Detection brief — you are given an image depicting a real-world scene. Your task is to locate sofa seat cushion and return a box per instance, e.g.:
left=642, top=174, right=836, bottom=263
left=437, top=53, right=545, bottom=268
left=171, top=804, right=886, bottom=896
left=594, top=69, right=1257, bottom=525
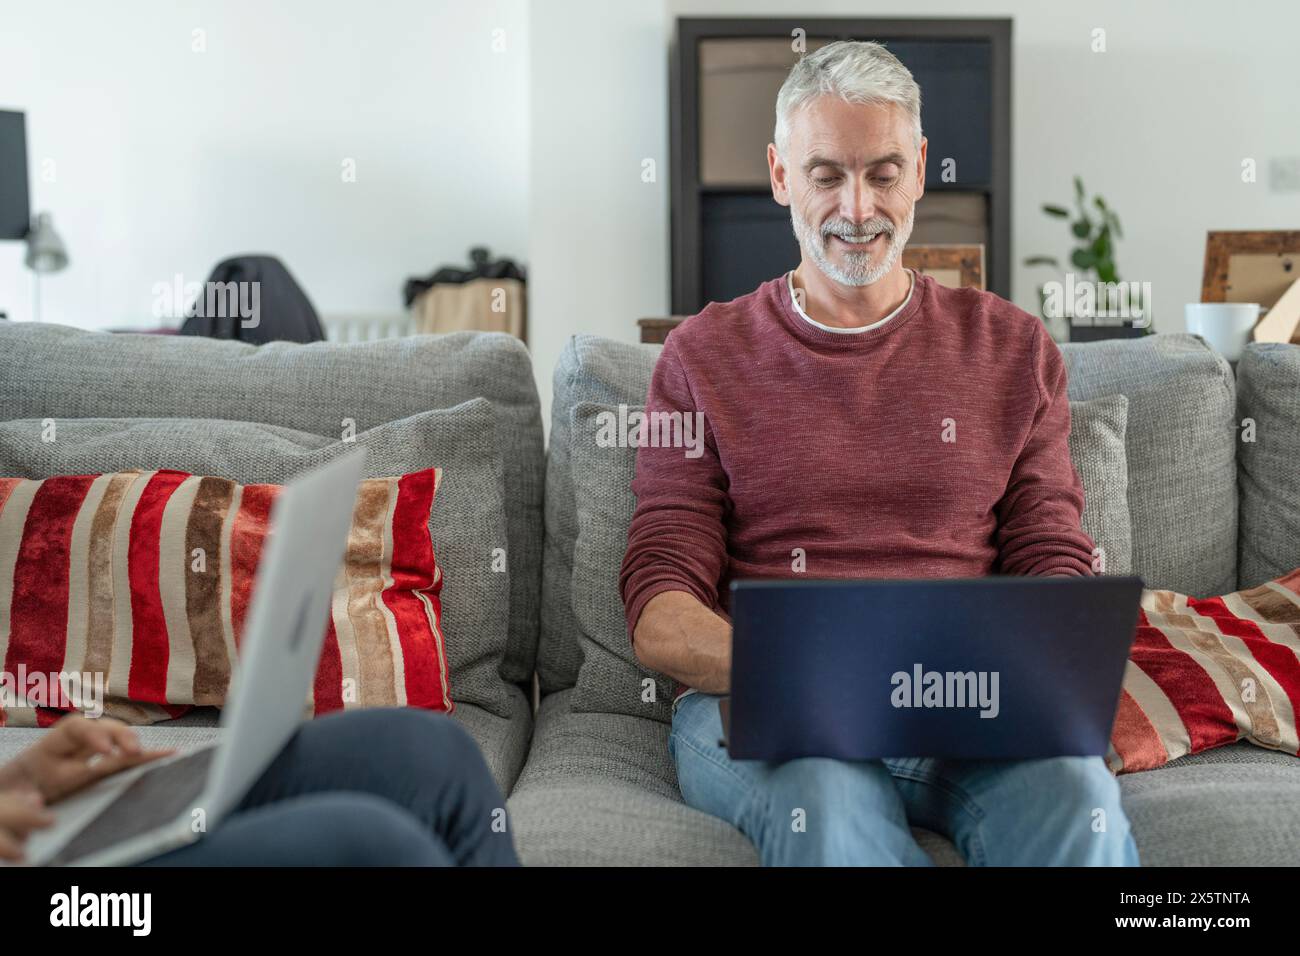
left=507, top=688, right=964, bottom=865
left=452, top=684, right=534, bottom=795
left=510, top=778, right=759, bottom=866
left=1118, top=743, right=1300, bottom=866
left=0, top=723, right=224, bottom=771
left=0, top=682, right=534, bottom=799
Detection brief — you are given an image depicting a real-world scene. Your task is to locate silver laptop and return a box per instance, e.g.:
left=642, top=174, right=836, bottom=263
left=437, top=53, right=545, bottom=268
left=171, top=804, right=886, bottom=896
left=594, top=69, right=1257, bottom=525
left=25, top=451, right=366, bottom=867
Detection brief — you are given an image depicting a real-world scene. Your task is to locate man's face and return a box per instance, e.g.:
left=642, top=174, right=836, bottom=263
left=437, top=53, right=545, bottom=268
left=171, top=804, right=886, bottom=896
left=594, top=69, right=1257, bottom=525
left=769, top=96, right=927, bottom=287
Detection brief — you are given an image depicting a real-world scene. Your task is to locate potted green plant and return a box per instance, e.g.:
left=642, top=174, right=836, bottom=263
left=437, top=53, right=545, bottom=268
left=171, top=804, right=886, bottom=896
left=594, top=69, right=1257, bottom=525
left=1024, top=177, right=1152, bottom=342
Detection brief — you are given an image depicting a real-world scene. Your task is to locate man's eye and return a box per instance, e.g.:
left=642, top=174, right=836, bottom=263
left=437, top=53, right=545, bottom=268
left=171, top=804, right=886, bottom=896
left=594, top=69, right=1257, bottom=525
left=873, top=176, right=898, bottom=186
left=814, top=176, right=839, bottom=187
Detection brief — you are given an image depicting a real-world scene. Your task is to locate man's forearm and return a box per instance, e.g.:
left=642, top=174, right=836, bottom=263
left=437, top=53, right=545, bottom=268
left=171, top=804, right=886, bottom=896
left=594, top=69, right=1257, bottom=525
left=631, top=590, right=732, bottom=694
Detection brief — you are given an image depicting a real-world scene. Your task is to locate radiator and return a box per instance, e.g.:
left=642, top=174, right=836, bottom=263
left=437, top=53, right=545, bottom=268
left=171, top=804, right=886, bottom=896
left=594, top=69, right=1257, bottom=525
left=321, top=312, right=418, bottom=343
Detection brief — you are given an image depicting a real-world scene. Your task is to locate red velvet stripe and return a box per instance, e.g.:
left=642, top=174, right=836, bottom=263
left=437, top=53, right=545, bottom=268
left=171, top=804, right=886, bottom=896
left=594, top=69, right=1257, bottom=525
left=1109, top=687, right=1169, bottom=772
left=0, top=477, right=21, bottom=514
left=385, top=470, right=449, bottom=710
left=1187, top=594, right=1300, bottom=739
left=313, top=617, right=344, bottom=714
left=126, top=471, right=188, bottom=703
left=229, top=484, right=278, bottom=648
left=6, top=475, right=96, bottom=705
left=1128, top=610, right=1238, bottom=755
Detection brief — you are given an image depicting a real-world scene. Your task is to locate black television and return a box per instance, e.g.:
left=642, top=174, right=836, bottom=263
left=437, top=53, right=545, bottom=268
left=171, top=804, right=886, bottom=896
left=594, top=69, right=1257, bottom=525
left=0, top=110, right=31, bottom=240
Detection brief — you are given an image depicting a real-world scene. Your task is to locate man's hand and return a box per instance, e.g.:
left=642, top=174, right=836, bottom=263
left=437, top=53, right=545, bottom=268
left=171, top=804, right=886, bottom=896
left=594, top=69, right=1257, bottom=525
left=632, top=590, right=733, bottom=694
left=0, top=715, right=174, bottom=805
left=0, top=790, right=54, bottom=863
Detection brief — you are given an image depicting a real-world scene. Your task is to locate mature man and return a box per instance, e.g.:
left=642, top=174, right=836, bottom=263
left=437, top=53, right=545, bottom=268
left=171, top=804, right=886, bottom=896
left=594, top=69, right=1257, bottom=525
left=618, top=40, right=1137, bottom=866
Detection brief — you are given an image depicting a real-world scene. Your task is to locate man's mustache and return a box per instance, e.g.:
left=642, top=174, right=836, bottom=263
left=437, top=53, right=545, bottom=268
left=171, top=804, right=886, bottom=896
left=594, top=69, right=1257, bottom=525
left=820, top=218, right=896, bottom=241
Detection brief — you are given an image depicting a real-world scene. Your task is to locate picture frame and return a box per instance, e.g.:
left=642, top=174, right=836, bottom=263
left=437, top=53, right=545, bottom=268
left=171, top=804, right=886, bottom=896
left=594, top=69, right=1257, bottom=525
left=1201, top=230, right=1300, bottom=344
left=1201, top=230, right=1300, bottom=306
left=902, top=243, right=986, bottom=291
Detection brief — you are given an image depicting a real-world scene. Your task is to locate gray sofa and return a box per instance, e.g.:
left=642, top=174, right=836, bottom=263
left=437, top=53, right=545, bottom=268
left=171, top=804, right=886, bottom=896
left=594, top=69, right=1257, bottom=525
left=0, top=322, right=1297, bottom=866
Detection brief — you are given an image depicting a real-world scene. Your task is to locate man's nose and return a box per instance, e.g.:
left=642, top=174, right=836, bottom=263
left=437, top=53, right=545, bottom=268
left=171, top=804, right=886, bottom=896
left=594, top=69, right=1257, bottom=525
left=840, top=176, right=876, bottom=225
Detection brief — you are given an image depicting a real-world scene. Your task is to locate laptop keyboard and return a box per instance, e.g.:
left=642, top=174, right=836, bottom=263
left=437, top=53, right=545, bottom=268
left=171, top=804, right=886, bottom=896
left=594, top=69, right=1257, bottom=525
left=48, top=746, right=217, bottom=866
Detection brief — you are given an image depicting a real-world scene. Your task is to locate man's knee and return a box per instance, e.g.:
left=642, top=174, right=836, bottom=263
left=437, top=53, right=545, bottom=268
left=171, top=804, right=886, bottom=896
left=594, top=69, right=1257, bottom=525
left=1016, top=757, right=1136, bottom=864
left=1035, top=757, right=1126, bottom=820
left=742, top=758, right=924, bottom=865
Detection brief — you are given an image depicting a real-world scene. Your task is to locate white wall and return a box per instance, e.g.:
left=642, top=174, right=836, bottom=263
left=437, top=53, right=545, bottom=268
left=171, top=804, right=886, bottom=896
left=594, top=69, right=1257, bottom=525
left=528, top=0, right=670, bottom=439
left=0, top=0, right=529, bottom=330
left=6, top=1, right=1297, bottom=437
left=527, top=0, right=1300, bottom=433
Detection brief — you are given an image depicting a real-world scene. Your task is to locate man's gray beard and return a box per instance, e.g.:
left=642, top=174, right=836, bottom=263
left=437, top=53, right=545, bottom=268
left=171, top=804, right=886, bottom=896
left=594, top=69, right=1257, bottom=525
left=791, top=204, right=915, bottom=287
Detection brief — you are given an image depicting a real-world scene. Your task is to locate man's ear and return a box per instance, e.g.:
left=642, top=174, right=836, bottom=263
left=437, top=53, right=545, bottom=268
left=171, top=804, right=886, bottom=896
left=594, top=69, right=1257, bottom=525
left=914, top=136, right=928, bottom=202
left=768, top=143, right=791, bottom=207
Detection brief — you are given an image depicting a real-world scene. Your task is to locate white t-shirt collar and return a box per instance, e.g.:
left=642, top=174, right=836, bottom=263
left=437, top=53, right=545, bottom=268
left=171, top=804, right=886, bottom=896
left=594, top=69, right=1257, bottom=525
left=786, top=268, right=915, bottom=334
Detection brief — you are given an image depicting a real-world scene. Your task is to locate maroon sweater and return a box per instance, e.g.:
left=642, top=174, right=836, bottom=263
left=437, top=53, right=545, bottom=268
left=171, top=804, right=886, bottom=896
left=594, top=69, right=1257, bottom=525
left=618, top=271, right=1095, bottom=678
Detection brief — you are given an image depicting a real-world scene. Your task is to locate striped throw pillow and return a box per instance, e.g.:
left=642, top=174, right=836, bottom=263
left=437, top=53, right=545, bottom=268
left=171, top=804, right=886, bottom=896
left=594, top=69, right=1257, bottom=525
left=1109, top=568, right=1300, bottom=773
left=0, top=468, right=450, bottom=727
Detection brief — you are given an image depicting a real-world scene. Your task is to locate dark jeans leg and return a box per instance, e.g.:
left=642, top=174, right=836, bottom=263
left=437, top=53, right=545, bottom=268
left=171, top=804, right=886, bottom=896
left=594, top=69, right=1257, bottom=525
left=143, top=792, right=456, bottom=866
left=145, top=707, right=519, bottom=866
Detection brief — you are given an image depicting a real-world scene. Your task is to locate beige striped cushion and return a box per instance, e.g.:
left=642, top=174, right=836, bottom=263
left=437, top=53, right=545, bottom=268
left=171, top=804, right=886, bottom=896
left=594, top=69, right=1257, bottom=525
left=1109, top=568, right=1300, bottom=772
left=0, top=468, right=448, bottom=727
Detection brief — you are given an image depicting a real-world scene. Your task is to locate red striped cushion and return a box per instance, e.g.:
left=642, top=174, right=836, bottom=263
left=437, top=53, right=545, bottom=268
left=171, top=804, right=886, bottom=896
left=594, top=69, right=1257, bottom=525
left=0, top=468, right=450, bottom=727
left=1109, top=568, right=1300, bottom=773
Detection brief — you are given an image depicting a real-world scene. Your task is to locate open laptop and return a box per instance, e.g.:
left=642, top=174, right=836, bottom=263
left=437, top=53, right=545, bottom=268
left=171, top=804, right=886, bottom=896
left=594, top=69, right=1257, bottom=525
left=722, top=576, right=1144, bottom=762
left=24, top=451, right=366, bottom=867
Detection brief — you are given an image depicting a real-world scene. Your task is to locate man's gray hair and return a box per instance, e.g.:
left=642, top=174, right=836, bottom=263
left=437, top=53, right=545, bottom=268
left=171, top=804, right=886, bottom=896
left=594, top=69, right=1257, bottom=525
left=774, top=40, right=923, bottom=159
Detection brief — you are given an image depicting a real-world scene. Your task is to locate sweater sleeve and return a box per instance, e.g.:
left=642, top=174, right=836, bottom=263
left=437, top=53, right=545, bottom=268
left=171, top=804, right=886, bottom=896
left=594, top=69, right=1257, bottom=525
left=618, top=335, right=730, bottom=644
left=994, top=323, right=1097, bottom=577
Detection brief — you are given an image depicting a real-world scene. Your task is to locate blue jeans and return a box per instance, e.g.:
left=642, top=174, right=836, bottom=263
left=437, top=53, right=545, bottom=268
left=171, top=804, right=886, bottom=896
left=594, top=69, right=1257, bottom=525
left=670, top=692, right=1139, bottom=866
left=141, top=708, right=520, bottom=866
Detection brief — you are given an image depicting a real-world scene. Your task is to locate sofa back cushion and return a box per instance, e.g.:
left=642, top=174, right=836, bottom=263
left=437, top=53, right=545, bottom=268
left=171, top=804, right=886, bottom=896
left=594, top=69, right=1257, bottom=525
left=0, top=323, right=544, bottom=688
left=563, top=396, right=1133, bottom=721
left=1236, top=343, right=1300, bottom=588
left=540, top=336, right=660, bottom=693
left=1061, top=333, right=1237, bottom=597
left=568, top=403, right=674, bottom=720
left=0, top=402, right=517, bottom=717
left=1069, top=394, right=1132, bottom=575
